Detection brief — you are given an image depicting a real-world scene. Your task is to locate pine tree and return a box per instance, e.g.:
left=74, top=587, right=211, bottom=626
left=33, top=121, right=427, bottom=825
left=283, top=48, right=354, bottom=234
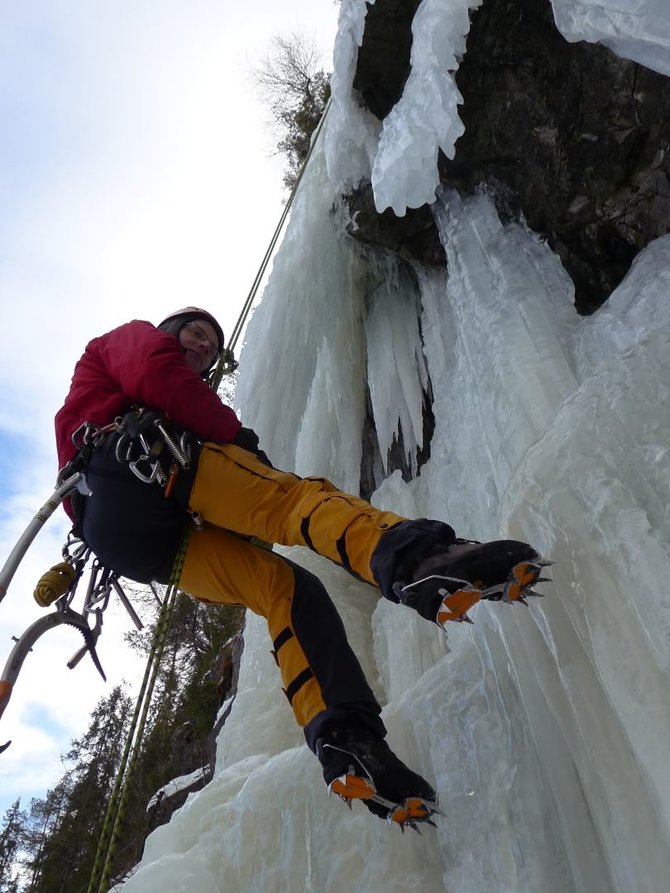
left=0, top=798, right=26, bottom=893
left=252, top=32, right=331, bottom=190
left=23, top=782, right=70, bottom=893
left=15, top=593, right=244, bottom=890
left=23, top=686, right=132, bottom=892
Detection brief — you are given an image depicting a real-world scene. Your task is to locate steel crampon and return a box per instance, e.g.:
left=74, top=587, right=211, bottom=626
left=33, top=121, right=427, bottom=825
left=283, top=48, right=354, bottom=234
left=406, top=556, right=554, bottom=630
left=480, top=557, right=554, bottom=605
left=329, top=772, right=440, bottom=833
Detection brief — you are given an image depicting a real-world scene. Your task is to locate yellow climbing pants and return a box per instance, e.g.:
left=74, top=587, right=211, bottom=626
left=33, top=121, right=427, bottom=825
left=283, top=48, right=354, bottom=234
left=179, top=443, right=406, bottom=744
left=185, top=442, right=404, bottom=582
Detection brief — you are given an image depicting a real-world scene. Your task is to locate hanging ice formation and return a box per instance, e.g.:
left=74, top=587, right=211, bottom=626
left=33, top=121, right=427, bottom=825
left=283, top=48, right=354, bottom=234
left=116, top=2, right=670, bottom=891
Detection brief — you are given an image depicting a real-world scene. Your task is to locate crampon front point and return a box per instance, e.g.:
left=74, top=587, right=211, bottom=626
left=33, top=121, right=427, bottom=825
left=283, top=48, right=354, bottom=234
left=480, top=556, right=553, bottom=606
left=328, top=772, right=439, bottom=832
left=401, top=556, right=553, bottom=629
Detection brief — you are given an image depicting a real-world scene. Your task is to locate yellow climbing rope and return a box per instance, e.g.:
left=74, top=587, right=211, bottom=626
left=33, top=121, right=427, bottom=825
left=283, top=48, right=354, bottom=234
left=33, top=562, right=77, bottom=607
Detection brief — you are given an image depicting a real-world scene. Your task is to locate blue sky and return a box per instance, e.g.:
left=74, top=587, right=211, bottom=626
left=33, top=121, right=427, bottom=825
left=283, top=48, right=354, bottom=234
left=0, top=0, right=339, bottom=819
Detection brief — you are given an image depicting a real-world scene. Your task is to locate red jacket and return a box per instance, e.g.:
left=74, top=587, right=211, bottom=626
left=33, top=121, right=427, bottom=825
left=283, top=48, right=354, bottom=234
left=55, top=320, right=242, bottom=515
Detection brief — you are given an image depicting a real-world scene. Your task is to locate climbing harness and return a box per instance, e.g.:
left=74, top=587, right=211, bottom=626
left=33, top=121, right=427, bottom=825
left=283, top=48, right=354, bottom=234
left=61, top=410, right=194, bottom=495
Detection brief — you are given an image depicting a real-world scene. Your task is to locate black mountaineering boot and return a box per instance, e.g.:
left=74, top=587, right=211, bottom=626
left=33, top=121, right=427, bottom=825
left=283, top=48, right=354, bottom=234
left=316, top=727, right=438, bottom=830
left=394, top=539, right=550, bottom=630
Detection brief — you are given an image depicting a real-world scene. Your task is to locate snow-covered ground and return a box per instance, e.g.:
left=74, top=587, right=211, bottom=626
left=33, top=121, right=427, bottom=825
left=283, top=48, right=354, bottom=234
left=117, top=2, right=670, bottom=890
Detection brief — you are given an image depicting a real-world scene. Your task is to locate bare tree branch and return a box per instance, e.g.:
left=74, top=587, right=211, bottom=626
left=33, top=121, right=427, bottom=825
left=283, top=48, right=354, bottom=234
left=251, top=32, right=331, bottom=190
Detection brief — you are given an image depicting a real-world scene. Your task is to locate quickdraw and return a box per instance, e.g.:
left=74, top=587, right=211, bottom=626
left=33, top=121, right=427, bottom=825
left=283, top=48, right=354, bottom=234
left=113, top=410, right=190, bottom=486
left=0, top=474, right=148, bottom=754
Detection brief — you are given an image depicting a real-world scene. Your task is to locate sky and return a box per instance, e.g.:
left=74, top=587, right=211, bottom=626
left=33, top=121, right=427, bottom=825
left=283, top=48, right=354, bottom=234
left=0, top=0, right=339, bottom=819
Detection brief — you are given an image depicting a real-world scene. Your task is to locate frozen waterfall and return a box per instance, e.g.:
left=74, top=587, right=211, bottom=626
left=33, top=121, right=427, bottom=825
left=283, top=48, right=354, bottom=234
left=116, top=2, right=670, bottom=891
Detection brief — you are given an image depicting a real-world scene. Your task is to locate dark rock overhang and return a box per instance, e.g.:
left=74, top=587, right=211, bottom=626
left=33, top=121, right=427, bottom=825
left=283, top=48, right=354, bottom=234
left=346, top=0, right=670, bottom=314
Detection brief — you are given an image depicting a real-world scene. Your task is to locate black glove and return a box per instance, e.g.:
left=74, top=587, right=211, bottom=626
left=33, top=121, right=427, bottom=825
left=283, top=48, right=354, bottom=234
left=233, top=426, right=260, bottom=452
left=232, top=427, right=274, bottom=468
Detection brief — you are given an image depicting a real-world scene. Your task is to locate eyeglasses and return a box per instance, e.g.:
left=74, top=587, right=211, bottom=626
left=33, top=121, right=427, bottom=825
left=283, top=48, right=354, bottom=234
left=184, top=322, right=219, bottom=360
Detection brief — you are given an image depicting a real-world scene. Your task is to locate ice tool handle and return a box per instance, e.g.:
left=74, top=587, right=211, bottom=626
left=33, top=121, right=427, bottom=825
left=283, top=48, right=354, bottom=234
left=0, top=602, right=106, bottom=753
left=0, top=472, right=89, bottom=607
left=0, top=540, right=147, bottom=754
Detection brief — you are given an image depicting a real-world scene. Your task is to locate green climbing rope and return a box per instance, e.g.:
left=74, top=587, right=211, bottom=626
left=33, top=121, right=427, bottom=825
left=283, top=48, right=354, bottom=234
left=86, top=538, right=188, bottom=893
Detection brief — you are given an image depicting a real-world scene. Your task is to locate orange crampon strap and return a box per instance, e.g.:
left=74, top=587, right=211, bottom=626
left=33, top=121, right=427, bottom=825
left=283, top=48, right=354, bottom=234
left=329, top=773, right=376, bottom=801
left=501, top=559, right=548, bottom=604
left=436, top=585, right=481, bottom=626
left=386, top=796, right=435, bottom=825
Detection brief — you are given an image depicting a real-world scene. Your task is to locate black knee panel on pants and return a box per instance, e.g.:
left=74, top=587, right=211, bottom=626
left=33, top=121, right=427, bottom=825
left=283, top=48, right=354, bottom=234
left=285, top=560, right=384, bottom=750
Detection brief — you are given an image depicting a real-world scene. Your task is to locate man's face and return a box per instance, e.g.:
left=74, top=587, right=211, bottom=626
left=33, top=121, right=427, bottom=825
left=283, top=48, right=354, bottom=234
left=179, top=319, right=220, bottom=374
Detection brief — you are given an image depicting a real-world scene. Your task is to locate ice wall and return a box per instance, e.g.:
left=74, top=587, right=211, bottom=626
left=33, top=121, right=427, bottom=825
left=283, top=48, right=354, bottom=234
left=235, top=136, right=430, bottom=490
left=234, top=134, right=368, bottom=495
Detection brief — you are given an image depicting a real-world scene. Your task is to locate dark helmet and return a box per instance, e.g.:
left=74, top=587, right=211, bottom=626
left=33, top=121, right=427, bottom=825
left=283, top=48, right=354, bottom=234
left=157, top=307, right=225, bottom=375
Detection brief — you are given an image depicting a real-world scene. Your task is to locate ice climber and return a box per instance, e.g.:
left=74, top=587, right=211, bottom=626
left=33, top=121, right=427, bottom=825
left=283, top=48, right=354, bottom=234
left=55, top=307, right=545, bottom=829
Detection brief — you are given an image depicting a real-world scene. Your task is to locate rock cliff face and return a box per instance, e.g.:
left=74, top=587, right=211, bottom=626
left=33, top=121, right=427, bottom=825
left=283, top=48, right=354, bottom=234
left=348, top=0, right=670, bottom=313
left=146, top=628, right=245, bottom=833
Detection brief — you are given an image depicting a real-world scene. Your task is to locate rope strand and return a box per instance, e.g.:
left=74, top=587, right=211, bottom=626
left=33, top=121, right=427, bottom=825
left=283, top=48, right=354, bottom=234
left=87, top=538, right=188, bottom=893
left=225, top=98, right=331, bottom=357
